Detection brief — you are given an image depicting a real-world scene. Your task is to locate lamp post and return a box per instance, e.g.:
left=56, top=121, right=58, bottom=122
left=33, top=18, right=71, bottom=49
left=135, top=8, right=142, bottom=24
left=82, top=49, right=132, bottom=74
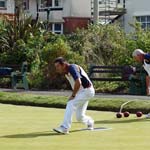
left=93, top=0, right=99, bottom=24
left=36, top=0, right=39, bottom=22
left=46, top=7, right=51, bottom=30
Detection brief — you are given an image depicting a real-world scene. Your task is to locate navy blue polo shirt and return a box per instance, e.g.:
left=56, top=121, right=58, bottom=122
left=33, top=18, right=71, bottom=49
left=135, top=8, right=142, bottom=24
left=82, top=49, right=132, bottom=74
left=144, top=53, right=150, bottom=64
left=66, top=64, right=91, bottom=89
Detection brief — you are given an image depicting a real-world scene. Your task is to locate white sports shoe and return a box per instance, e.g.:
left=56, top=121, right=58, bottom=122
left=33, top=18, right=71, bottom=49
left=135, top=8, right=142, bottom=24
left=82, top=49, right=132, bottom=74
left=53, top=126, right=69, bottom=134
left=87, top=120, right=94, bottom=130
left=146, top=113, right=150, bottom=119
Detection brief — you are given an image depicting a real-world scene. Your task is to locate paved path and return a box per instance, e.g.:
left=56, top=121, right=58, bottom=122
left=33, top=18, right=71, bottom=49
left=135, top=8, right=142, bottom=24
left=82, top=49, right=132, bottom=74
left=0, top=88, right=150, bottom=100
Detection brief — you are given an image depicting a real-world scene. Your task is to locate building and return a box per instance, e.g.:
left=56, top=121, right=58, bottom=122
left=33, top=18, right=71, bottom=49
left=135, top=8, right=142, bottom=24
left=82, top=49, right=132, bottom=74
left=124, top=0, right=150, bottom=32
left=92, top=0, right=150, bottom=32
left=0, top=0, right=150, bottom=33
left=91, top=0, right=126, bottom=25
left=0, top=0, right=15, bottom=21
left=34, top=0, right=91, bottom=34
left=0, top=0, right=91, bottom=34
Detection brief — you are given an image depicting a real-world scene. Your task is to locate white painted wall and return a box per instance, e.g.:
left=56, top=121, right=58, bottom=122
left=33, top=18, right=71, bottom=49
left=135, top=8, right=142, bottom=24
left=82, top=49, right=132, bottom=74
left=124, top=0, right=150, bottom=32
left=63, top=0, right=91, bottom=18
left=25, top=0, right=37, bottom=19
left=26, top=0, right=64, bottom=22
left=26, top=0, right=91, bottom=22
left=0, top=0, right=15, bottom=14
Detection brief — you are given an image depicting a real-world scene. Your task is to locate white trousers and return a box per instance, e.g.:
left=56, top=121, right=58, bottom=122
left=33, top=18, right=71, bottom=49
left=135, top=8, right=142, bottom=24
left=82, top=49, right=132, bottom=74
left=61, top=86, right=95, bottom=129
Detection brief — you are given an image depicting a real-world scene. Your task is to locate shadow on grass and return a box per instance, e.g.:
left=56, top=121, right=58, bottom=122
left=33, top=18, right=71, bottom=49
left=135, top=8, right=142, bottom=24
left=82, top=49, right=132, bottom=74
left=95, top=118, right=150, bottom=124
left=0, top=131, right=64, bottom=138
left=2, top=118, right=149, bottom=139
left=0, top=129, right=91, bottom=138
left=0, top=127, right=112, bottom=139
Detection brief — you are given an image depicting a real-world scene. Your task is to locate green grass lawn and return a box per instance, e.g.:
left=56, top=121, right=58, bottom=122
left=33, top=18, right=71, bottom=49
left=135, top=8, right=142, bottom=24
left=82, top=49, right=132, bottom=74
left=0, top=104, right=150, bottom=150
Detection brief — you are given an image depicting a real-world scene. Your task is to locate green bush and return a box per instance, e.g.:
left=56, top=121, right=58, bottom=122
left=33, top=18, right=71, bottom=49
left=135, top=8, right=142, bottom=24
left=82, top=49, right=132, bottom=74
left=26, top=34, right=85, bottom=89
left=1, top=18, right=150, bottom=91
left=67, top=23, right=128, bottom=66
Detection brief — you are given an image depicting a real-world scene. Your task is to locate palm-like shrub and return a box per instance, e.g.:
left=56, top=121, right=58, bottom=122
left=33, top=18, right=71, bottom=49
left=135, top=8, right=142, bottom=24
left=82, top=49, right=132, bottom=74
left=0, top=17, right=43, bottom=64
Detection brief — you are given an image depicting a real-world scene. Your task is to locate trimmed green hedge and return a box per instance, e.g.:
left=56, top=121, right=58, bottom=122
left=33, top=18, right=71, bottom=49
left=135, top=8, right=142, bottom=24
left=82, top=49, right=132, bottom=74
left=0, top=92, right=150, bottom=113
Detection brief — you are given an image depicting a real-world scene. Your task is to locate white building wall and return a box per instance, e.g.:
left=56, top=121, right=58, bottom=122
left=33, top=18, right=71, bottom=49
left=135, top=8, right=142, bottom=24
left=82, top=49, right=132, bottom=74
left=27, top=0, right=64, bottom=22
left=25, top=0, right=37, bottom=19
left=124, top=0, right=150, bottom=32
left=62, top=0, right=91, bottom=18
left=62, top=0, right=71, bottom=17
left=26, top=0, right=91, bottom=22
left=0, top=0, right=15, bottom=14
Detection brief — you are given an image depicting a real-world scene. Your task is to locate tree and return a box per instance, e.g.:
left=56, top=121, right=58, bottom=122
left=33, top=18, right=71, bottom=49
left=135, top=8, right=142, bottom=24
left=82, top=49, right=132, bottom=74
left=67, top=23, right=128, bottom=66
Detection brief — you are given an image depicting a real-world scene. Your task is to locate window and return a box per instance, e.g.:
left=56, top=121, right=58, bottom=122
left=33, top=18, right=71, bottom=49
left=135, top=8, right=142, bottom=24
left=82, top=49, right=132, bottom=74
left=40, top=0, right=52, bottom=8
left=98, top=0, right=106, bottom=5
left=54, top=0, right=61, bottom=7
left=0, top=0, right=6, bottom=8
left=136, top=16, right=150, bottom=30
left=117, top=0, right=121, bottom=3
left=52, top=23, right=63, bottom=34
left=47, top=0, right=52, bottom=7
left=23, top=0, right=29, bottom=10
left=40, top=0, right=62, bottom=8
left=54, top=23, right=61, bottom=30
